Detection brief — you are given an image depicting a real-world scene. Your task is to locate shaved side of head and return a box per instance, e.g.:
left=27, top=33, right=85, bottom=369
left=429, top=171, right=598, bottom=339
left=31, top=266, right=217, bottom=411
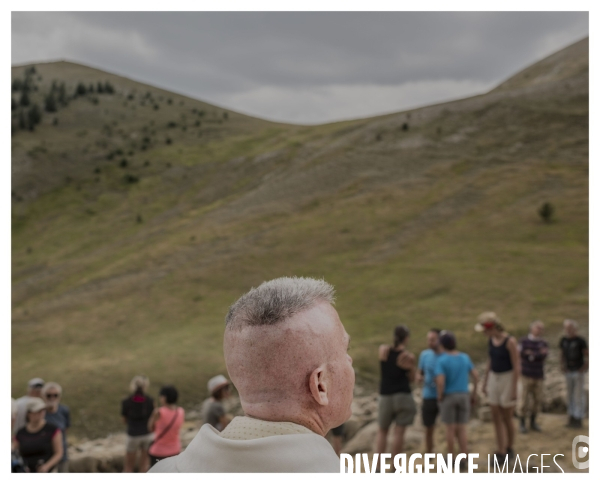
left=223, top=277, right=354, bottom=434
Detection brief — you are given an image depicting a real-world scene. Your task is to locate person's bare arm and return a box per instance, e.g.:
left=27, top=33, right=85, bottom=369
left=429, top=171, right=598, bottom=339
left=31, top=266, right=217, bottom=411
left=37, top=430, right=64, bottom=473
left=379, top=344, right=390, bottom=362
left=580, top=348, right=589, bottom=372
left=435, top=375, right=445, bottom=403
left=470, top=368, right=479, bottom=406
left=148, top=407, right=160, bottom=432
left=482, top=358, right=490, bottom=396
left=219, top=414, right=231, bottom=430
left=507, top=336, right=520, bottom=400
left=397, top=351, right=416, bottom=382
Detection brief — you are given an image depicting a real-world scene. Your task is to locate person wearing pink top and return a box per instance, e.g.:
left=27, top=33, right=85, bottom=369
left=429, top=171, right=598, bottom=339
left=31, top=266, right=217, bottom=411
left=148, top=386, right=185, bottom=468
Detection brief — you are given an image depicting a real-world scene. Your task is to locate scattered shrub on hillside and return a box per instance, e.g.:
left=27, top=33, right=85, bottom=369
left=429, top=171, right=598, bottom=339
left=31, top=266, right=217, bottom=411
left=167, top=121, right=177, bottom=128
left=11, top=124, right=16, bottom=135
left=402, top=122, right=409, bottom=131
left=45, top=93, right=57, bottom=112
left=27, top=66, right=36, bottom=75
left=166, top=162, right=172, bottom=168
left=115, top=148, right=123, bottom=155
left=97, top=82, right=104, bottom=93
left=124, top=174, right=139, bottom=184
left=128, top=151, right=134, bottom=156
left=19, top=91, right=30, bottom=107
left=94, top=167, right=101, bottom=174
left=53, top=117, right=58, bottom=126
left=106, top=152, right=114, bottom=160
left=127, top=93, right=134, bottom=101
left=11, top=98, right=17, bottom=111
left=436, top=127, right=442, bottom=135
left=142, top=136, right=151, bottom=144
left=91, top=97, right=99, bottom=105
left=136, top=214, right=143, bottom=223
left=75, top=82, right=87, bottom=96
left=120, top=158, right=128, bottom=168
left=18, top=111, right=26, bottom=130
left=182, top=126, right=187, bottom=132
left=27, top=104, right=42, bottom=128
left=144, top=160, right=150, bottom=167
left=154, top=104, right=159, bottom=110
left=376, top=133, right=382, bottom=141
left=104, top=81, right=115, bottom=94
left=166, top=137, right=172, bottom=145
left=197, top=110, right=205, bottom=117
left=194, top=120, right=200, bottom=127
left=57, top=83, right=68, bottom=105
left=12, top=79, right=23, bottom=91
left=167, top=98, right=172, bottom=105
left=223, top=111, right=228, bottom=120
left=538, top=202, right=555, bottom=223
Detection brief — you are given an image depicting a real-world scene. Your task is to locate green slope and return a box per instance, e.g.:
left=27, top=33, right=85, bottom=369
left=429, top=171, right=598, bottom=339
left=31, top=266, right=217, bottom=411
left=12, top=39, right=588, bottom=438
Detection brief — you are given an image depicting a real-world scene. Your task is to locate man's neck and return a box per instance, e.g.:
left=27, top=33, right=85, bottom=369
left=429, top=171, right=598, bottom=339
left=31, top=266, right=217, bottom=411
left=243, top=401, right=327, bottom=436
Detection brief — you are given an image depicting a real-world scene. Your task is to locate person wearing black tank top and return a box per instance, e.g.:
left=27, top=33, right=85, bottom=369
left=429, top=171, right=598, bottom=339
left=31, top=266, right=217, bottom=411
left=375, top=325, right=416, bottom=471
left=475, top=312, right=520, bottom=464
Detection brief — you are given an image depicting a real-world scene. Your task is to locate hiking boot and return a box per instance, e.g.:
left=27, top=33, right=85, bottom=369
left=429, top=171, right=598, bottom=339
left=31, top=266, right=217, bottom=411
left=459, top=460, right=468, bottom=472
left=571, top=418, right=583, bottom=429
left=507, top=447, right=515, bottom=461
left=530, top=414, right=541, bottom=432
left=519, top=417, right=528, bottom=434
left=566, top=416, right=576, bottom=428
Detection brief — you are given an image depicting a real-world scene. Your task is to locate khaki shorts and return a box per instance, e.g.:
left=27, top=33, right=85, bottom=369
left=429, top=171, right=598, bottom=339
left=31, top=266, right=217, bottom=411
left=378, top=393, right=416, bottom=429
left=440, top=393, right=470, bottom=424
left=126, top=433, right=154, bottom=453
left=487, top=371, right=516, bottom=408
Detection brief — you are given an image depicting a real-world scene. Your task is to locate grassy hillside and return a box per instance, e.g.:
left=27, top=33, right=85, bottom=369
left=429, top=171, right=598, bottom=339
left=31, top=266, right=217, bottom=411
left=12, top=39, right=588, bottom=438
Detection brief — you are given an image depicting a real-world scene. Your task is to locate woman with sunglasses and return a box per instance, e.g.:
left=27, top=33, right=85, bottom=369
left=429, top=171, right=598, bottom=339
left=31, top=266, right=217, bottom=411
left=14, top=397, right=63, bottom=472
left=42, top=382, right=70, bottom=473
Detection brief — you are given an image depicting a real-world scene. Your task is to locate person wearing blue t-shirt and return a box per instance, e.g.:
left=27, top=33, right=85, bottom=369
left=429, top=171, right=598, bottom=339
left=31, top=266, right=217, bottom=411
left=435, top=331, right=478, bottom=464
left=417, top=329, right=442, bottom=453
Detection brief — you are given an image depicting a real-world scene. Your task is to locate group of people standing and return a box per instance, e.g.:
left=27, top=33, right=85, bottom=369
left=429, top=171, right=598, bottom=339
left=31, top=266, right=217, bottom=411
left=373, top=312, right=588, bottom=469
left=11, top=379, right=70, bottom=472
left=119, top=374, right=232, bottom=472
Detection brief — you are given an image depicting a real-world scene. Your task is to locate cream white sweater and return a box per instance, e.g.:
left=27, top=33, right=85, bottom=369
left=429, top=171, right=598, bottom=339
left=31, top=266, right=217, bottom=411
left=148, top=416, right=340, bottom=473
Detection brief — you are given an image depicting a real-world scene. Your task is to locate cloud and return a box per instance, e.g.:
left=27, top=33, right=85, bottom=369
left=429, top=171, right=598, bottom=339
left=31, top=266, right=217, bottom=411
left=11, top=11, right=588, bottom=124
left=221, top=79, right=495, bottom=124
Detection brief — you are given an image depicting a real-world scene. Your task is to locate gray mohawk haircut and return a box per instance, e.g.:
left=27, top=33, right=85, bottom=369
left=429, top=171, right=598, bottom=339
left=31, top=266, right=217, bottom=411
left=225, top=277, right=335, bottom=329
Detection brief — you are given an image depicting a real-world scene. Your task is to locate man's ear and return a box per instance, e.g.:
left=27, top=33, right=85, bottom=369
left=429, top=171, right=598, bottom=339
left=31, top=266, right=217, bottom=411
left=308, top=366, right=329, bottom=406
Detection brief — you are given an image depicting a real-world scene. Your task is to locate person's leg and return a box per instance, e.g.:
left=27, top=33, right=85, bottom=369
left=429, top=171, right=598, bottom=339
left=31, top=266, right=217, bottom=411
left=572, top=372, right=584, bottom=423
left=376, top=395, right=393, bottom=457
left=391, top=425, right=406, bottom=457
left=530, top=379, right=542, bottom=431
left=490, top=405, right=506, bottom=454
left=123, top=451, right=136, bottom=473
left=445, top=424, right=456, bottom=456
left=425, top=426, right=435, bottom=454
left=501, top=406, right=515, bottom=453
left=566, top=372, right=575, bottom=419
left=139, top=449, right=150, bottom=473
left=456, top=424, right=468, bottom=454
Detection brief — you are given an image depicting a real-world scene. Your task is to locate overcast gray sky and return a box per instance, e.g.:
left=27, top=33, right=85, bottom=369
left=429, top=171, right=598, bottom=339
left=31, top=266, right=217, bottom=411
left=11, top=12, right=588, bottom=124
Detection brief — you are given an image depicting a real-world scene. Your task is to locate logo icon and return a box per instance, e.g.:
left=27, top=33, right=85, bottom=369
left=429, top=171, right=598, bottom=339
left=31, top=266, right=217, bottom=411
left=572, top=435, right=589, bottom=470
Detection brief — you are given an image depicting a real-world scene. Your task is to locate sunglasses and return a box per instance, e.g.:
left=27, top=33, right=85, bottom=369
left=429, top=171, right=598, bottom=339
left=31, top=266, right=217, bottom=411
left=45, top=394, right=60, bottom=398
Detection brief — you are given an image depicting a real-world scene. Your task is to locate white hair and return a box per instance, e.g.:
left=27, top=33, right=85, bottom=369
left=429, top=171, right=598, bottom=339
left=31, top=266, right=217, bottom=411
left=42, top=382, right=63, bottom=396
left=563, top=319, right=578, bottom=329
left=226, top=277, right=335, bottom=329
left=530, top=320, right=544, bottom=330
left=129, top=375, right=150, bottom=393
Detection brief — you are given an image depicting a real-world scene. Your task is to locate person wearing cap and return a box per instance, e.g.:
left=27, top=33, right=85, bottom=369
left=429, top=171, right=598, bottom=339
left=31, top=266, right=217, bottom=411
left=149, top=277, right=354, bottom=473
left=41, top=382, right=71, bottom=472
left=201, top=375, right=231, bottom=431
left=14, top=397, right=63, bottom=472
left=121, top=375, right=154, bottom=473
left=434, top=331, right=478, bottom=467
left=559, top=319, right=588, bottom=429
left=416, top=328, right=442, bottom=453
left=517, top=321, right=548, bottom=434
left=476, top=312, right=519, bottom=463
left=375, top=324, right=416, bottom=470
left=13, top=377, right=45, bottom=435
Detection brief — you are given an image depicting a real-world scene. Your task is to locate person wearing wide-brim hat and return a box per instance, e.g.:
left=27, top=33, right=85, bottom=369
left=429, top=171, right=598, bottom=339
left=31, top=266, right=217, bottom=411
left=14, top=397, right=64, bottom=472
left=475, top=311, right=520, bottom=464
left=201, top=375, right=232, bottom=431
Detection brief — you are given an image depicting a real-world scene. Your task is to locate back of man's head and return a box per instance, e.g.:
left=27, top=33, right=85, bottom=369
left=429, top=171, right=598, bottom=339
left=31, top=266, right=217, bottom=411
left=224, top=277, right=354, bottom=435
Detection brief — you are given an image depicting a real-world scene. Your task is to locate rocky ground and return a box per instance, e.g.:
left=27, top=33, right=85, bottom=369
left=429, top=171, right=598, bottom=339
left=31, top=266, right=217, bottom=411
left=68, top=356, right=588, bottom=473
